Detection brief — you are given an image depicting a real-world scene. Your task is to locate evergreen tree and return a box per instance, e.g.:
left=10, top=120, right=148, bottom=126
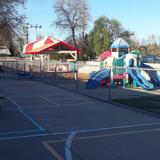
left=88, top=16, right=135, bottom=57
left=89, top=16, right=111, bottom=56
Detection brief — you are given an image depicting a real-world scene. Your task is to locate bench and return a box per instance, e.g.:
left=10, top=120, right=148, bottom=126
left=0, top=93, right=4, bottom=111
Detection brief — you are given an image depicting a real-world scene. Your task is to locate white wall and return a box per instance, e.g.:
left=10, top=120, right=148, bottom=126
left=111, top=52, right=119, bottom=59
left=78, top=61, right=100, bottom=74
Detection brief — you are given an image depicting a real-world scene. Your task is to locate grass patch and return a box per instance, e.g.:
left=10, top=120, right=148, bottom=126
left=113, top=96, right=160, bottom=114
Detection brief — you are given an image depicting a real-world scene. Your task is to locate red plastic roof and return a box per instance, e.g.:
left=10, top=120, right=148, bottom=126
left=100, top=51, right=112, bottom=61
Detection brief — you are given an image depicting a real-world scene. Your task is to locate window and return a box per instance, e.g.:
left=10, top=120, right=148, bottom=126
left=112, top=48, right=118, bottom=52
left=119, top=48, right=128, bottom=53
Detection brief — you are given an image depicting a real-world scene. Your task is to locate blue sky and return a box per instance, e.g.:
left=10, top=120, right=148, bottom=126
left=23, top=0, right=160, bottom=41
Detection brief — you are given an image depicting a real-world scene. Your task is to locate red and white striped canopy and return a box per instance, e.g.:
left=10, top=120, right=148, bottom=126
left=23, top=37, right=80, bottom=54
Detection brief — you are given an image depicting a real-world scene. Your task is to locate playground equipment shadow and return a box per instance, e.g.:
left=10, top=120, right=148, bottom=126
left=52, top=79, right=160, bottom=101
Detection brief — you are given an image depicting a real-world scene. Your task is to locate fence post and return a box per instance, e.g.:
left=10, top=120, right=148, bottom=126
left=54, top=63, right=57, bottom=86
left=40, top=60, right=42, bottom=79
left=29, top=61, right=33, bottom=78
left=2, top=61, right=5, bottom=79
left=13, top=62, right=16, bottom=74
left=15, top=61, right=19, bottom=79
left=16, top=61, right=19, bottom=72
left=24, top=61, right=26, bottom=72
left=75, top=63, right=78, bottom=93
left=47, top=55, right=50, bottom=72
left=108, top=67, right=111, bottom=100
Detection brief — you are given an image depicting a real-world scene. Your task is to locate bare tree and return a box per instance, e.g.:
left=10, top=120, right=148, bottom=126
left=53, top=0, right=90, bottom=47
left=0, top=0, right=26, bottom=47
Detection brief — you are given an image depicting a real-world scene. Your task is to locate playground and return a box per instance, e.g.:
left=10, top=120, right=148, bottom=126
left=0, top=37, right=160, bottom=112
left=0, top=37, right=160, bottom=159
left=7, top=37, right=160, bottom=95
left=1, top=79, right=160, bottom=160
left=0, top=37, right=160, bottom=107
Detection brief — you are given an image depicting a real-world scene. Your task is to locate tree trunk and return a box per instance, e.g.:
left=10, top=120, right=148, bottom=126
left=71, top=28, right=77, bottom=48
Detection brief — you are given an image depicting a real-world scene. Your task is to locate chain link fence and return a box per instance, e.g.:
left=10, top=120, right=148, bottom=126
left=0, top=60, right=160, bottom=103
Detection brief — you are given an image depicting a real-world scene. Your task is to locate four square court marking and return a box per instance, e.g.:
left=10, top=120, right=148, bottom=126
left=7, top=93, right=95, bottom=109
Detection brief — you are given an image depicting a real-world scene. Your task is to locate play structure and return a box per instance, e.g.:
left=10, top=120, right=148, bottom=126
left=86, top=38, right=160, bottom=89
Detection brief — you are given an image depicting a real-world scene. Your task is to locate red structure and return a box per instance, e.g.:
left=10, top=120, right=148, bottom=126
left=100, top=51, right=111, bottom=61
left=23, top=37, right=80, bottom=55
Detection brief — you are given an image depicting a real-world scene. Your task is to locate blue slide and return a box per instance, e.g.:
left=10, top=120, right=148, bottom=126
left=86, top=69, right=110, bottom=89
left=141, top=63, right=160, bottom=86
left=127, top=68, right=154, bottom=90
left=157, top=71, right=160, bottom=82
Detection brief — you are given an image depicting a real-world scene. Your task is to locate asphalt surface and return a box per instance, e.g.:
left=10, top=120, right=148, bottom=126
left=0, top=79, right=160, bottom=160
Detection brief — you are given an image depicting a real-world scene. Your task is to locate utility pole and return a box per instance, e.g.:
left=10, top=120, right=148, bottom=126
left=23, top=23, right=31, bottom=44
left=30, top=24, right=42, bottom=40
left=23, top=23, right=42, bottom=43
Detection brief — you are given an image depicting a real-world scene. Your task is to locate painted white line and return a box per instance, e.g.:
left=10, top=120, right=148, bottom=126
left=0, top=133, right=51, bottom=141
left=43, top=141, right=64, bottom=160
left=16, top=99, right=47, bottom=103
left=0, top=129, right=40, bottom=136
left=51, top=122, right=160, bottom=135
left=65, top=132, right=76, bottom=160
left=8, top=96, right=48, bottom=103
left=4, top=102, right=96, bottom=109
left=42, top=128, right=159, bottom=144
left=15, top=105, right=61, bottom=109
left=27, top=101, right=96, bottom=107
left=7, top=97, right=22, bottom=108
left=62, top=102, right=96, bottom=106
left=72, top=128, right=159, bottom=140
left=65, top=93, right=95, bottom=104
left=40, top=96, right=61, bottom=106
left=17, top=108, right=45, bottom=131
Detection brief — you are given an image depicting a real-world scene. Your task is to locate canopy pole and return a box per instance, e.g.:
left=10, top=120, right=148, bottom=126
left=40, top=54, right=44, bottom=72
left=29, top=55, right=33, bottom=73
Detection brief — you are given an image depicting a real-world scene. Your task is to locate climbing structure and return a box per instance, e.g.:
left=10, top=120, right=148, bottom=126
left=87, top=38, right=158, bottom=90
